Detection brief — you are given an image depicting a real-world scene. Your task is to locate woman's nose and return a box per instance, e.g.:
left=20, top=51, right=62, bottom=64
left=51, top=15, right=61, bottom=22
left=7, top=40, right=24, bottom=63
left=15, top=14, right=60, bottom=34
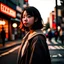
left=24, top=17, right=27, bottom=21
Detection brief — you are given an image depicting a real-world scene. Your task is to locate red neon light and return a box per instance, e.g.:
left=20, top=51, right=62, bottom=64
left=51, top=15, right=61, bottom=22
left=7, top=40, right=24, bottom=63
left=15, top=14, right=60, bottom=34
left=24, top=0, right=28, bottom=2
left=0, top=3, right=16, bottom=18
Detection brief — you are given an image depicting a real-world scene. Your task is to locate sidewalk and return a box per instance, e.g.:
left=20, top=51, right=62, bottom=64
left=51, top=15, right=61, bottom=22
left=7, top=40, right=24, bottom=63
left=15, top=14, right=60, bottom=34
left=0, top=39, right=21, bottom=50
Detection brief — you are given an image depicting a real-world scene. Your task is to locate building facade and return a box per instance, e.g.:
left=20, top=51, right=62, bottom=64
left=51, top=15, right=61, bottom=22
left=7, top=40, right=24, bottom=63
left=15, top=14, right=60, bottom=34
left=0, top=0, right=25, bottom=42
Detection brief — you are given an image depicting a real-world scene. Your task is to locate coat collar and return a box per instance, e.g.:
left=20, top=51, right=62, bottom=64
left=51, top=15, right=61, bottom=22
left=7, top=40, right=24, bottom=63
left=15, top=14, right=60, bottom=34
left=28, top=29, right=44, bottom=40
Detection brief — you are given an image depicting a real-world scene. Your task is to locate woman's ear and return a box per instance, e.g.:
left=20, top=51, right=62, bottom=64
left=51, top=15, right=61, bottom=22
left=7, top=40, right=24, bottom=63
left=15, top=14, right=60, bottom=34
left=35, top=18, right=38, bottom=22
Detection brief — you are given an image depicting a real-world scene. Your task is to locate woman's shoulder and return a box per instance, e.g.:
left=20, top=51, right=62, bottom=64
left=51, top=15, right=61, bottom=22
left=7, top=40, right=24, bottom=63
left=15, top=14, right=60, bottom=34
left=29, top=34, right=46, bottom=43
left=34, top=34, right=46, bottom=41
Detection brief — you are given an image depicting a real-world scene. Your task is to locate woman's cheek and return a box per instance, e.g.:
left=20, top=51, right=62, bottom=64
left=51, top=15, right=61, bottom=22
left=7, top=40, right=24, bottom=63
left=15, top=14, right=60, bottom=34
left=28, top=19, right=34, bottom=25
left=22, top=19, right=26, bottom=24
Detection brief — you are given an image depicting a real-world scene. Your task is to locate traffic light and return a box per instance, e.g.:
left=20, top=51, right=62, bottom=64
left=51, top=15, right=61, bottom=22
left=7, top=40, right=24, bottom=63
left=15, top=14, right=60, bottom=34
left=24, top=0, right=28, bottom=4
left=24, top=0, right=28, bottom=2
left=60, top=0, right=64, bottom=6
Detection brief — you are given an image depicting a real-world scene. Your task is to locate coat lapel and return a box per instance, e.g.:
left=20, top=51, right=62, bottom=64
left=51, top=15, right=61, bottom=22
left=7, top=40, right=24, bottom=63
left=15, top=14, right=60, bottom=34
left=28, top=29, right=44, bottom=40
left=21, top=32, right=30, bottom=57
left=21, top=29, right=44, bottom=57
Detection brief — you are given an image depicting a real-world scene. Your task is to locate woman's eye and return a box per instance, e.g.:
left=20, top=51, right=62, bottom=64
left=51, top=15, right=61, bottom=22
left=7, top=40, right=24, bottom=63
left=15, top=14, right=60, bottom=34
left=27, top=15, right=31, bottom=18
left=23, top=16, right=25, bottom=18
left=22, top=15, right=32, bottom=18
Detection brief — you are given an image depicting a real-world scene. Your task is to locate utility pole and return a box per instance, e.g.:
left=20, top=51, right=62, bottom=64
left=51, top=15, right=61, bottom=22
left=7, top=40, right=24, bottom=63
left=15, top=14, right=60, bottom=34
left=55, top=0, right=58, bottom=30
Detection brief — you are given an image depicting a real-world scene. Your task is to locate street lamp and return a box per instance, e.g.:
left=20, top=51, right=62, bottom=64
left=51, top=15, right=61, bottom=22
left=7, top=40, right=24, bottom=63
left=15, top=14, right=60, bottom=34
left=12, top=23, right=17, bottom=28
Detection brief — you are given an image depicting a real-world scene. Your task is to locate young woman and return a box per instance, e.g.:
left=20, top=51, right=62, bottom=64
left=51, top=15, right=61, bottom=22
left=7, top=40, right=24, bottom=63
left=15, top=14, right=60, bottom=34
left=17, top=6, right=51, bottom=64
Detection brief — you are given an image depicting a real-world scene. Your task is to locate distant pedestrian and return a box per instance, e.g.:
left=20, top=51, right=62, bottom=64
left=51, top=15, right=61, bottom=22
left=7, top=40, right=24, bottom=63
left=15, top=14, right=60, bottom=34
left=59, top=29, right=64, bottom=44
left=0, top=26, right=6, bottom=46
left=17, top=6, right=51, bottom=64
left=48, top=28, right=52, bottom=42
left=54, top=30, right=59, bottom=42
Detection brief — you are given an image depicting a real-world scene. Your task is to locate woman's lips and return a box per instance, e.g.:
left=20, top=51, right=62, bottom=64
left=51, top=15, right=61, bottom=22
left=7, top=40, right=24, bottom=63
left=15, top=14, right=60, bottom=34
left=24, top=23, right=28, bottom=25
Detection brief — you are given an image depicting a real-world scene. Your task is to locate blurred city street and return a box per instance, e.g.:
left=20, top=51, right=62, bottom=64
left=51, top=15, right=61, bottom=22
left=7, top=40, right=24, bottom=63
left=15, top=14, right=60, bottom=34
left=0, top=39, right=21, bottom=50
left=0, top=0, right=64, bottom=64
left=47, top=38, right=64, bottom=64
left=0, top=38, right=64, bottom=64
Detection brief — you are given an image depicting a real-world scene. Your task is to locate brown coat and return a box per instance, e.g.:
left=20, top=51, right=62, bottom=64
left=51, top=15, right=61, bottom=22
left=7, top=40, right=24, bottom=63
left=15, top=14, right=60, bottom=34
left=17, top=30, right=51, bottom=64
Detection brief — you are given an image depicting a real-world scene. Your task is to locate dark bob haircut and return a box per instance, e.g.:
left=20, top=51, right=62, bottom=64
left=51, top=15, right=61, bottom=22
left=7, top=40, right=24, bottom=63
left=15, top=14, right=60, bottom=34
left=21, top=6, right=43, bottom=31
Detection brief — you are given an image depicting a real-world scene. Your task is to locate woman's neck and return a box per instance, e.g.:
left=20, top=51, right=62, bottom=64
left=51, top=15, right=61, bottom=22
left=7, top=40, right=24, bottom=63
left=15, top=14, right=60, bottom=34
left=29, top=30, right=34, bottom=34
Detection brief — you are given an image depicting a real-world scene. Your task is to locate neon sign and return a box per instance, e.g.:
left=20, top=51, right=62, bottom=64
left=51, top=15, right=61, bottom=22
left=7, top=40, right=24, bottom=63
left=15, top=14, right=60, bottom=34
left=0, top=3, right=16, bottom=18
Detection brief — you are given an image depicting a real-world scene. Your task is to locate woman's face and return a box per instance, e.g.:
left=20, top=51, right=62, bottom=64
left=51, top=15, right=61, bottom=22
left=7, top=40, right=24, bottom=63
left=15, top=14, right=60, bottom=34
left=22, top=11, right=35, bottom=28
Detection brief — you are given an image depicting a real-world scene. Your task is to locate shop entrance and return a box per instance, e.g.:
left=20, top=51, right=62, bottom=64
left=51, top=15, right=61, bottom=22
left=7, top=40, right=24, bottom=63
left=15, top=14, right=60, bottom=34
left=0, top=18, right=8, bottom=42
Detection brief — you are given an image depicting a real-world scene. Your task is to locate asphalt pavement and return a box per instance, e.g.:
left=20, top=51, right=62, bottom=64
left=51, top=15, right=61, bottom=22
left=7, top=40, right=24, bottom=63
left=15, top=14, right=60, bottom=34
left=0, top=39, right=21, bottom=50
left=0, top=37, right=63, bottom=50
left=0, top=38, right=64, bottom=64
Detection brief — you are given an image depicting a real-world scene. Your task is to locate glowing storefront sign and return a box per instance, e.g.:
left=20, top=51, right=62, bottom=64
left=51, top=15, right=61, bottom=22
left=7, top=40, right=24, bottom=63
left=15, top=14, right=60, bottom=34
left=0, top=3, right=16, bottom=18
